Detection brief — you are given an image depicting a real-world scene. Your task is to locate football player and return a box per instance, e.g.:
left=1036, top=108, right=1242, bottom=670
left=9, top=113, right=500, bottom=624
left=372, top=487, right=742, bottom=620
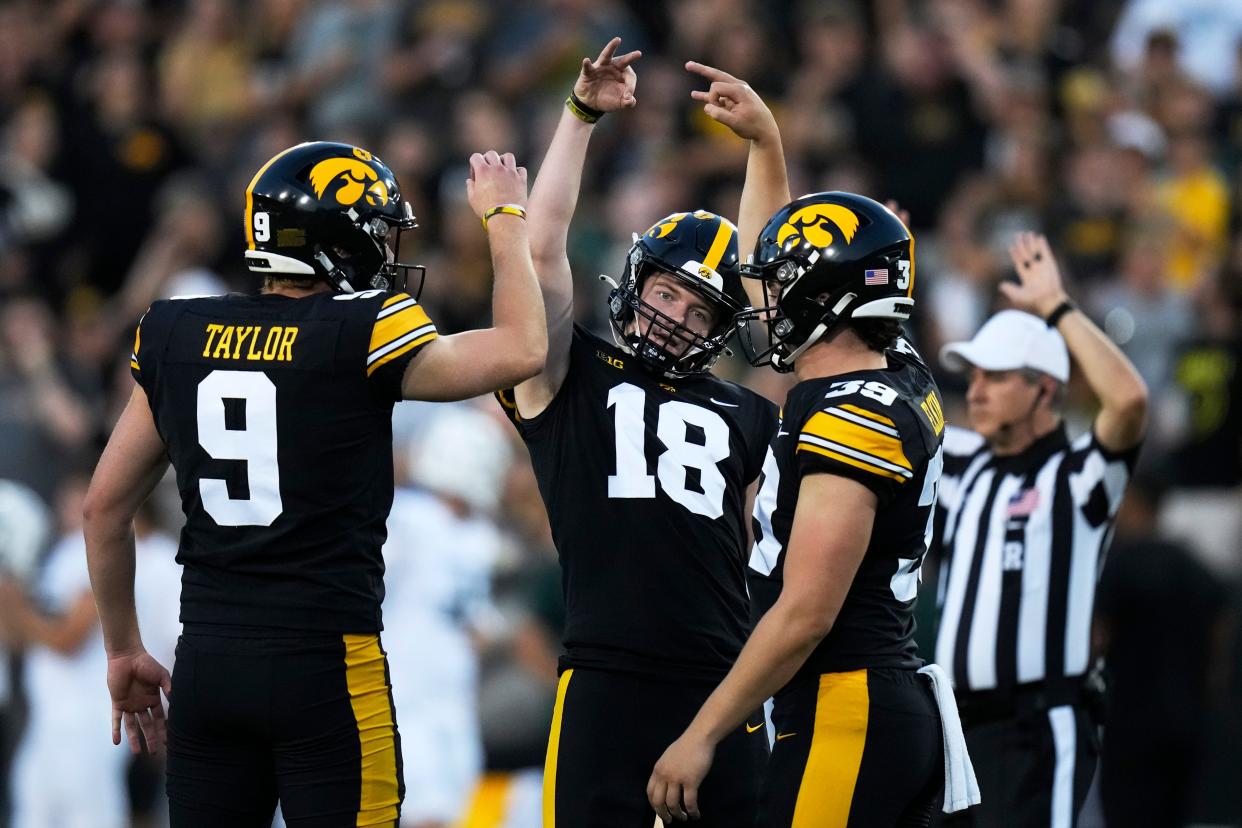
left=83, top=142, right=546, bottom=827
left=649, top=192, right=953, bottom=826
left=495, top=39, right=786, bottom=827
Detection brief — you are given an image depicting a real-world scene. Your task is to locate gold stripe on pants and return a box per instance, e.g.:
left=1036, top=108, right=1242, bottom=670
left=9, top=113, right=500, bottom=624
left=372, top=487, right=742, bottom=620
left=343, top=634, right=400, bottom=826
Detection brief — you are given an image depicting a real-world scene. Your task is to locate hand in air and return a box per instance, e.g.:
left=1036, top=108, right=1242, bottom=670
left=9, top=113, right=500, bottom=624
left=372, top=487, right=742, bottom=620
left=686, top=61, right=777, bottom=143
left=465, top=151, right=529, bottom=221
left=574, top=37, right=640, bottom=113
left=1004, top=232, right=1070, bottom=317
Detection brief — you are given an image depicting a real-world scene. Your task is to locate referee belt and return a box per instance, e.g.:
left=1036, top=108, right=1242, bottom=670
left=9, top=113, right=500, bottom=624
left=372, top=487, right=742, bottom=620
left=955, top=680, right=1087, bottom=725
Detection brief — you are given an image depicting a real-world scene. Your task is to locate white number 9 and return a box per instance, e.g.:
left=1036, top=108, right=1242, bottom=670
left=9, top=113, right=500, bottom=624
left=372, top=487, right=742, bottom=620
left=254, top=211, right=271, bottom=243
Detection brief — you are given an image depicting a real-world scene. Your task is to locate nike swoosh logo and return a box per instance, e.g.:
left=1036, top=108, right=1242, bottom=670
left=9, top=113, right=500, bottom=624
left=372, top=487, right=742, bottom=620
left=710, top=397, right=740, bottom=407
left=745, top=722, right=764, bottom=733
left=775, top=731, right=798, bottom=741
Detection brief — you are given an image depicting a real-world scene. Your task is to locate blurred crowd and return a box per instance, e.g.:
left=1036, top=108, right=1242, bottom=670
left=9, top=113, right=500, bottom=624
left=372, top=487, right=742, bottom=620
left=1, top=0, right=1241, bottom=826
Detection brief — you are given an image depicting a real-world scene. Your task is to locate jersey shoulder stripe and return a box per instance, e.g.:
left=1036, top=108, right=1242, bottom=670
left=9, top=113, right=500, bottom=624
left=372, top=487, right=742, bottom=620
left=130, top=314, right=144, bottom=372
left=798, top=408, right=913, bottom=482
left=367, top=292, right=436, bottom=375
left=838, top=403, right=895, bottom=429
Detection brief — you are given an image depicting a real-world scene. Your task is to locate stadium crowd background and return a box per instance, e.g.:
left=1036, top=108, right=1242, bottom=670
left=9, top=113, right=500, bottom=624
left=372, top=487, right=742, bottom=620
left=0, top=0, right=1241, bottom=825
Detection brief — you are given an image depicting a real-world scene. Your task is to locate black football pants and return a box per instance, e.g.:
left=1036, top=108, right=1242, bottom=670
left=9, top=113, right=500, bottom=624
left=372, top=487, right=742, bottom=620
left=166, top=631, right=403, bottom=827
left=759, top=668, right=943, bottom=827
left=543, top=667, right=767, bottom=827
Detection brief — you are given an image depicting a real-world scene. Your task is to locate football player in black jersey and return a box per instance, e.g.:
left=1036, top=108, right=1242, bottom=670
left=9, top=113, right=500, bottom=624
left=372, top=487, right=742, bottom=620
left=83, top=142, right=546, bottom=826
left=650, top=192, right=962, bottom=826
left=494, top=40, right=787, bottom=827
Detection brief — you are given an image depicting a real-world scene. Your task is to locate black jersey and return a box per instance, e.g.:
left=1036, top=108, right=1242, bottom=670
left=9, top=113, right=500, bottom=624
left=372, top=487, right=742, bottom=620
left=130, top=289, right=437, bottom=633
left=749, top=340, right=945, bottom=677
left=498, top=326, right=778, bottom=681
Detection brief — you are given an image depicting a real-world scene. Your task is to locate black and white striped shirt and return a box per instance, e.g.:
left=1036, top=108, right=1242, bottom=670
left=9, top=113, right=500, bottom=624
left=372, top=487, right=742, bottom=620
left=933, top=424, right=1139, bottom=693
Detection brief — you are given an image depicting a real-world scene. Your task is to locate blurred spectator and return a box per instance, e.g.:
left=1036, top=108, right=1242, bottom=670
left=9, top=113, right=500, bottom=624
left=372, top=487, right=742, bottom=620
left=61, top=49, right=189, bottom=298
left=0, top=478, right=49, bottom=828
left=1156, top=126, right=1230, bottom=291
left=0, top=476, right=180, bottom=828
left=855, top=21, right=989, bottom=229
left=1094, top=476, right=1232, bottom=828
left=1158, top=275, right=1242, bottom=581
left=1089, top=235, right=1194, bottom=394
left=157, top=0, right=257, bottom=156
left=286, top=0, right=404, bottom=134
left=0, top=94, right=73, bottom=285
left=0, top=296, right=96, bottom=503
left=384, top=405, right=510, bottom=828
left=1112, top=0, right=1242, bottom=96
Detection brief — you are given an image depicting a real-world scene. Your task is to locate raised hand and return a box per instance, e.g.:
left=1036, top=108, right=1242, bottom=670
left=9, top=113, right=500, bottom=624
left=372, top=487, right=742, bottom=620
left=574, top=36, right=640, bottom=113
left=885, top=200, right=912, bottom=229
left=686, top=61, right=778, bottom=142
left=107, top=648, right=172, bottom=754
left=465, top=151, right=529, bottom=221
left=1003, top=232, right=1070, bottom=317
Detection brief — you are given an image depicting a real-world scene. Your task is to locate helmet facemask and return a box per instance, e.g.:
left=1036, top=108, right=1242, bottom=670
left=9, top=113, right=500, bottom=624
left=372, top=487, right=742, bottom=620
left=607, top=244, right=741, bottom=378
left=738, top=253, right=858, bottom=373
left=312, top=203, right=427, bottom=296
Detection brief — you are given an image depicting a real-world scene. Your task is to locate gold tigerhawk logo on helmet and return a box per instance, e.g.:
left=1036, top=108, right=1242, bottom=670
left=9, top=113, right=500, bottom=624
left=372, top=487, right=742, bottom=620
left=647, top=212, right=688, bottom=239
left=697, top=266, right=713, bottom=279
left=308, top=155, right=390, bottom=207
left=777, top=204, right=860, bottom=249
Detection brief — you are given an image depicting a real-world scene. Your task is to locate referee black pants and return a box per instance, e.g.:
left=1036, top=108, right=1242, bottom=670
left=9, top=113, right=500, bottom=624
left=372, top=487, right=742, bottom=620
left=937, top=703, right=1098, bottom=828
left=166, top=632, right=403, bottom=827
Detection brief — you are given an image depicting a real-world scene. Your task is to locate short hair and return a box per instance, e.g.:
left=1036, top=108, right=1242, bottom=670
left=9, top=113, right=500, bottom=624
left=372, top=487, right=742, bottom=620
left=1019, top=367, right=1067, bottom=407
left=263, top=274, right=320, bottom=291
left=848, top=318, right=904, bottom=353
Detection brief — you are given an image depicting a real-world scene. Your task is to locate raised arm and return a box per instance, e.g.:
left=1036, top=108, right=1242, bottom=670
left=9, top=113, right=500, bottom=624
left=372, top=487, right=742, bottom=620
left=400, top=151, right=548, bottom=401
left=1004, top=232, right=1148, bottom=452
left=686, top=62, right=790, bottom=306
left=513, top=36, right=640, bottom=417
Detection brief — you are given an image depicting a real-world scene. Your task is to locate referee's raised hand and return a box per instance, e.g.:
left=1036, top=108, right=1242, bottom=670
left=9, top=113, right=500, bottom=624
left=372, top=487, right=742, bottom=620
left=1002, top=231, right=1070, bottom=318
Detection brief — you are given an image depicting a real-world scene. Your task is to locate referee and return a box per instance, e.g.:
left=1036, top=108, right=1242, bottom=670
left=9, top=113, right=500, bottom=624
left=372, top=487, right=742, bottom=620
left=932, top=232, right=1148, bottom=827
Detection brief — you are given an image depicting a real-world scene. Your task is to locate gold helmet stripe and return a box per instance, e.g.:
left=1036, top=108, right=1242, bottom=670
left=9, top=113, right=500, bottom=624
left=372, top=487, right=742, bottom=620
left=244, top=144, right=302, bottom=250
left=701, top=217, right=735, bottom=273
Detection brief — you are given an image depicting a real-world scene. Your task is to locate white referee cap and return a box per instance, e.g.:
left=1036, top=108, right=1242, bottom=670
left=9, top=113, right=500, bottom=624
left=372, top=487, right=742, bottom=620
left=940, top=309, right=1070, bottom=383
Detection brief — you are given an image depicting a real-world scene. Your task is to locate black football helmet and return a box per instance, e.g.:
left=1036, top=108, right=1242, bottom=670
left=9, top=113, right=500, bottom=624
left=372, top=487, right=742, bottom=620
left=243, top=141, right=425, bottom=294
left=739, top=192, right=914, bottom=372
left=606, top=210, right=748, bottom=376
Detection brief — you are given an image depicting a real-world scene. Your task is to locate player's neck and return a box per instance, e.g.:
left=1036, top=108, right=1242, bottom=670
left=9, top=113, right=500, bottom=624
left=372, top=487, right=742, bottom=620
left=793, top=330, right=887, bottom=381
left=261, top=282, right=333, bottom=299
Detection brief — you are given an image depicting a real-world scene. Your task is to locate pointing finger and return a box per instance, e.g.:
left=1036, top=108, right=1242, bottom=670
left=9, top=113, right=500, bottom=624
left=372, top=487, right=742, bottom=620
left=685, top=61, right=739, bottom=84
left=597, top=36, right=621, bottom=65
left=612, top=49, right=642, bottom=69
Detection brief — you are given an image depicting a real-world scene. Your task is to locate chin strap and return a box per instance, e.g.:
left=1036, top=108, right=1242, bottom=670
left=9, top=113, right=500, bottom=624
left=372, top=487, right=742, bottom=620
left=315, top=251, right=356, bottom=293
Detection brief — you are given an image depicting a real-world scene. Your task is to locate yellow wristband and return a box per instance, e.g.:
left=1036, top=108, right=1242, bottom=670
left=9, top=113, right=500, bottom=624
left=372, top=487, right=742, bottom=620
left=482, top=203, right=527, bottom=229
left=565, top=93, right=603, bottom=124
